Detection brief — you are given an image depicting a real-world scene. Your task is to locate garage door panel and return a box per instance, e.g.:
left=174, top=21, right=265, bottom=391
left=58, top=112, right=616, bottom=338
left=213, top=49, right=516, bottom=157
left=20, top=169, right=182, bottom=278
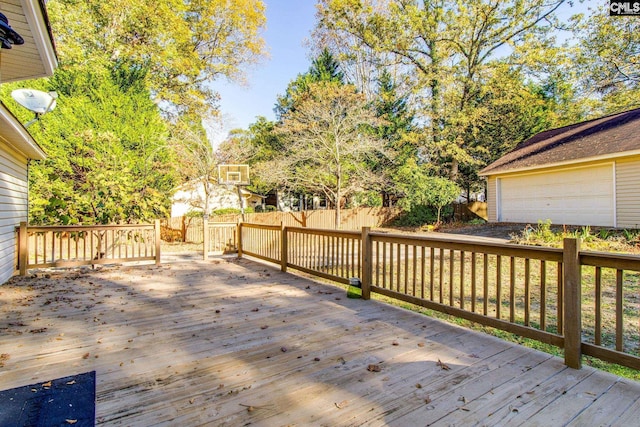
left=499, top=165, right=614, bottom=226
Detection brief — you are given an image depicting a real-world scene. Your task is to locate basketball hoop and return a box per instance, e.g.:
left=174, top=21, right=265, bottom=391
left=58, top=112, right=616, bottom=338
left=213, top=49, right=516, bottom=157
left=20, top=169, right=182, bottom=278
left=218, top=164, right=250, bottom=186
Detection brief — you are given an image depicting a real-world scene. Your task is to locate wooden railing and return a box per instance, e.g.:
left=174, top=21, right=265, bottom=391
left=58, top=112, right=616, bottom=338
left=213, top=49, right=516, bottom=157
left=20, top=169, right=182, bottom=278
left=17, top=221, right=161, bottom=273
left=203, top=221, right=238, bottom=258
left=237, top=223, right=640, bottom=370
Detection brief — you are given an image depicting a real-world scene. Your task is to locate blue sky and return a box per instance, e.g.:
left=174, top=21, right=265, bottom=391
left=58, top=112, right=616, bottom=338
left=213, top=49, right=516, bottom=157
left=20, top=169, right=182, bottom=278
left=211, top=0, right=594, bottom=136
left=211, top=1, right=317, bottom=133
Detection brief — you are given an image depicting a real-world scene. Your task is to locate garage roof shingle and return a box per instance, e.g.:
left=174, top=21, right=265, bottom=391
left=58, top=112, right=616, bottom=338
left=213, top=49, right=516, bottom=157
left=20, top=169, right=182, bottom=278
left=480, top=107, right=640, bottom=175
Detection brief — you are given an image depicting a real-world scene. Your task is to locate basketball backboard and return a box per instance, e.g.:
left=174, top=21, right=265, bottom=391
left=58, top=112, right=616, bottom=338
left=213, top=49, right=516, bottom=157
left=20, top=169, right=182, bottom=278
left=218, top=164, right=250, bottom=186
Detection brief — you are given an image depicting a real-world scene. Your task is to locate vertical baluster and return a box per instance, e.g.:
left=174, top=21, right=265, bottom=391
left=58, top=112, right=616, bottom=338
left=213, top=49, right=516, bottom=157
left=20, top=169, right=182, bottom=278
left=510, top=257, right=516, bottom=323
left=557, top=262, right=564, bottom=334
left=616, top=269, right=624, bottom=352
left=439, top=248, right=444, bottom=304
left=595, top=266, right=602, bottom=346
left=524, top=259, right=530, bottom=326
left=483, top=254, right=489, bottom=315
left=430, top=247, right=435, bottom=301
left=449, top=250, right=454, bottom=306
left=540, top=260, right=547, bottom=331
left=496, top=255, right=502, bottom=319
left=404, top=244, right=409, bottom=294
left=471, top=252, right=477, bottom=313
left=460, top=251, right=465, bottom=310
left=419, top=246, right=424, bottom=299
left=382, top=241, right=387, bottom=289
left=389, top=243, right=394, bottom=290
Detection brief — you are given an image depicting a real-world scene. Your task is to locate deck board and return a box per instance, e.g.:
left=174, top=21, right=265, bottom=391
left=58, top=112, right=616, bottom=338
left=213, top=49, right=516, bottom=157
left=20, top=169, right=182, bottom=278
left=1, top=257, right=639, bottom=426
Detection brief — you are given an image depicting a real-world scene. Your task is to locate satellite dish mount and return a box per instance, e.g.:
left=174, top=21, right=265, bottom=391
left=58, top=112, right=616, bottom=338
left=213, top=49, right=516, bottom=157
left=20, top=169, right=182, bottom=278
left=11, top=89, right=58, bottom=127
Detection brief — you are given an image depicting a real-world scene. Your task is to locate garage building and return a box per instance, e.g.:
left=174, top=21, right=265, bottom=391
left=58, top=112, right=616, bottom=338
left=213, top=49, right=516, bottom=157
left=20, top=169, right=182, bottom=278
left=480, top=108, right=640, bottom=228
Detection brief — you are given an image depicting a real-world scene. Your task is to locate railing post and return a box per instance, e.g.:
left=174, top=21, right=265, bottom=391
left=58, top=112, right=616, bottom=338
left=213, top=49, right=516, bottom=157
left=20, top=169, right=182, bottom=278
left=154, top=219, right=161, bottom=266
left=19, top=221, right=28, bottom=276
left=361, top=226, right=371, bottom=300
left=237, top=222, right=243, bottom=258
left=563, top=237, right=582, bottom=369
left=281, top=223, right=287, bottom=272
left=203, top=217, right=209, bottom=261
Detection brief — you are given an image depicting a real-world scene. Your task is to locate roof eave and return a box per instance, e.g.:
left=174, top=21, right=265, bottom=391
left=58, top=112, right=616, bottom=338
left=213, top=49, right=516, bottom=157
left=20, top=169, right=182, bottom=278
left=479, top=149, right=640, bottom=177
left=0, top=103, right=46, bottom=160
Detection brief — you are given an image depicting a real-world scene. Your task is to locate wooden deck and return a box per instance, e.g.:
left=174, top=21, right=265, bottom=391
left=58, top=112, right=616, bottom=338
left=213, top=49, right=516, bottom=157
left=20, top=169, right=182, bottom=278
left=1, top=257, right=639, bottom=426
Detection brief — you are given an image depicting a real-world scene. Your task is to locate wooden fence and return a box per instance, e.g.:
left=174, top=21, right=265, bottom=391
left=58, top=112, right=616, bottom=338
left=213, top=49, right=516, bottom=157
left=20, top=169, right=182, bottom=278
left=237, top=223, right=640, bottom=370
left=163, top=207, right=401, bottom=243
left=16, top=221, right=161, bottom=273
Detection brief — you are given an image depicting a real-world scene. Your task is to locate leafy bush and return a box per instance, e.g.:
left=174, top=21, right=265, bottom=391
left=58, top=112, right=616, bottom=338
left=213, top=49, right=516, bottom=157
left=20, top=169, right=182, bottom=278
left=393, top=205, right=454, bottom=227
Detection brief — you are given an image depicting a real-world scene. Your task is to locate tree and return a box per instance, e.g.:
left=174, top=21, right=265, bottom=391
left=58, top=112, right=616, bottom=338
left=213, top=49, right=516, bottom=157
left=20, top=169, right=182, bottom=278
left=571, top=7, right=640, bottom=115
left=396, top=159, right=460, bottom=225
left=170, top=122, right=223, bottom=218
left=372, top=70, right=418, bottom=205
left=19, top=67, right=177, bottom=225
left=48, top=0, right=267, bottom=117
left=315, top=0, right=569, bottom=182
left=274, top=81, right=389, bottom=228
left=275, top=48, right=346, bottom=119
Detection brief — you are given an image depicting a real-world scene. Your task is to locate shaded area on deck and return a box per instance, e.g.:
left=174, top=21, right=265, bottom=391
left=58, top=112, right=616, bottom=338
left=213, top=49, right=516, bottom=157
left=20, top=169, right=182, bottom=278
left=0, top=258, right=639, bottom=426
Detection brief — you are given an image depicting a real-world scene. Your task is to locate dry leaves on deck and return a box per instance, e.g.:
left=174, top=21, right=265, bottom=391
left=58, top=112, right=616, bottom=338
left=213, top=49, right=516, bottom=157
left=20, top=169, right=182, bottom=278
left=367, top=364, right=381, bottom=372
left=436, top=359, right=451, bottom=370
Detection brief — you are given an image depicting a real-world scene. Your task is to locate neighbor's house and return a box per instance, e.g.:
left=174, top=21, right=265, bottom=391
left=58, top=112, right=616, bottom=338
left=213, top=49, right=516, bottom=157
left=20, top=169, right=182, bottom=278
left=0, top=1, right=57, bottom=284
left=480, top=108, right=640, bottom=228
left=171, top=179, right=265, bottom=217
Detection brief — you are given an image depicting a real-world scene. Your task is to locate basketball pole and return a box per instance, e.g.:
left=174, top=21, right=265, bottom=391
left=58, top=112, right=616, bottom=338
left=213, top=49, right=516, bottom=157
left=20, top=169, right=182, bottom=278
left=237, top=184, right=245, bottom=222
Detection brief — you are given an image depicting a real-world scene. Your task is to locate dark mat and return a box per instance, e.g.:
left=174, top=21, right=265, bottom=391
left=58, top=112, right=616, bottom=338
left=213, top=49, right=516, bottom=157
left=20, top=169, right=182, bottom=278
left=0, top=371, right=95, bottom=427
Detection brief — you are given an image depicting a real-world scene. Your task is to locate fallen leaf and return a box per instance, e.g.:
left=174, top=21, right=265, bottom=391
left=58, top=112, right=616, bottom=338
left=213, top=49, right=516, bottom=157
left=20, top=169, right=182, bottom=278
left=65, top=420, right=78, bottom=424
left=335, top=400, right=349, bottom=409
left=82, top=353, right=90, bottom=359
left=66, top=380, right=76, bottom=385
left=458, top=396, right=467, bottom=404
left=281, top=347, right=287, bottom=353
left=417, top=343, right=425, bottom=347
left=392, top=341, right=399, bottom=346
left=416, top=383, right=422, bottom=389
left=425, top=396, right=432, bottom=404
left=260, top=325, right=268, bottom=330
left=42, top=381, right=52, bottom=388
left=251, top=308, right=259, bottom=312
left=367, top=364, right=381, bottom=372
left=437, top=359, right=450, bottom=370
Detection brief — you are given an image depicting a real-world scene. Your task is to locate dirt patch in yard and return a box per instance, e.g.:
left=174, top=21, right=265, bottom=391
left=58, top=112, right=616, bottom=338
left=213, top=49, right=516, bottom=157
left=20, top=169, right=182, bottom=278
left=379, top=223, right=528, bottom=242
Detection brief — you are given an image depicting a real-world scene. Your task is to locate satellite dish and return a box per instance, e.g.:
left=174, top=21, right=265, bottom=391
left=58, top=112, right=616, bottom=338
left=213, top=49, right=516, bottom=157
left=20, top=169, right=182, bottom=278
left=11, top=89, right=58, bottom=127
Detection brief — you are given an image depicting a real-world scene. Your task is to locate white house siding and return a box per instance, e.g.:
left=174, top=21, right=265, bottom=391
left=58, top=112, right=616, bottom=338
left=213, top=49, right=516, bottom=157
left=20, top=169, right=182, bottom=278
left=616, top=157, right=640, bottom=229
left=487, top=176, right=497, bottom=222
left=0, top=139, right=28, bottom=284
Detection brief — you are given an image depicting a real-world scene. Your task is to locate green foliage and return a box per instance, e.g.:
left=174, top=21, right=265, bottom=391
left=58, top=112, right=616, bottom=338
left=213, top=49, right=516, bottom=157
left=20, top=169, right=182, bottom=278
left=393, top=205, right=439, bottom=227
left=512, top=221, right=640, bottom=253
left=48, top=0, right=268, bottom=117
left=275, top=48, right=345, bottom=119
left=396, top=159, right=460, bottom=224
left=21, top=66, right=177, bottom=225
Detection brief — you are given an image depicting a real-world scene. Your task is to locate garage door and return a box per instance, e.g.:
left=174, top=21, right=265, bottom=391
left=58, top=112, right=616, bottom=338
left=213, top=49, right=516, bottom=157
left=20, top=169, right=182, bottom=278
left=498, top=164, right=614, bottom=226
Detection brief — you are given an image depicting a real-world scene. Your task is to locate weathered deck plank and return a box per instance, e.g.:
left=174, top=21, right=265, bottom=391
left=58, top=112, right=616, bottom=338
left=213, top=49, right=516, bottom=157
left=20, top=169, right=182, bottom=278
left=1, top=258, right=639, bottom=426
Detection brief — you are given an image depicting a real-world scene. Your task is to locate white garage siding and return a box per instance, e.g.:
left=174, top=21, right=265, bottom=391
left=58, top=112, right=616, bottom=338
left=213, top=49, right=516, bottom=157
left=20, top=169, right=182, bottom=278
left=497, top=164, right=615, bottom=227
left=616, top=158, right=640, bottom=229
left=0, top=139, right=29, bottom=284
left=487, top=176, right=497, bottom=222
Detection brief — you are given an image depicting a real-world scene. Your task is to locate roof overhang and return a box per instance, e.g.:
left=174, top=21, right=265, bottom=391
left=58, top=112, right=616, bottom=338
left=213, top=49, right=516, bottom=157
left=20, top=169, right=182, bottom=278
left=0, top=0, right=57, bottom=83
left=0, top=102, right=46, bottom=160
left=478, top=149, right=640, bottom=177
